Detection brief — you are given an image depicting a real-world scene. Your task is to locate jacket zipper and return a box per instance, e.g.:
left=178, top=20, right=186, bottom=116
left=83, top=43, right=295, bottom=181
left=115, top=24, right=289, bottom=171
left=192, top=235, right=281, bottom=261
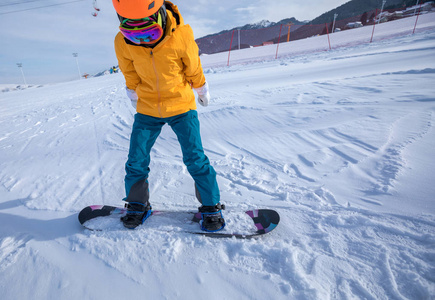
left=150, top=50, right=162, bottom=117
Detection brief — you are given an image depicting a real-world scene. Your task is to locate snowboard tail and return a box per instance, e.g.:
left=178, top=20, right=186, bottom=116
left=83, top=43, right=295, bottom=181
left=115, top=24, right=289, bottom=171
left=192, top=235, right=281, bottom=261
left=78, top=205, right=125, bottom=225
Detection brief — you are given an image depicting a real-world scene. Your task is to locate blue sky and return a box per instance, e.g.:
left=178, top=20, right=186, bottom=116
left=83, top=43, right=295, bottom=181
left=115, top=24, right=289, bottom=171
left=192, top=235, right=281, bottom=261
left=0, top=0, right=350, bottom=84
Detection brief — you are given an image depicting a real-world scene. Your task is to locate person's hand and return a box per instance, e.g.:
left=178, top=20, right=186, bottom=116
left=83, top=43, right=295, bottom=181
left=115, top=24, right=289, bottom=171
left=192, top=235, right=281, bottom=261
left=194, top=82, right=210, bottom=107
left=125, top=87, right=138, bottom=109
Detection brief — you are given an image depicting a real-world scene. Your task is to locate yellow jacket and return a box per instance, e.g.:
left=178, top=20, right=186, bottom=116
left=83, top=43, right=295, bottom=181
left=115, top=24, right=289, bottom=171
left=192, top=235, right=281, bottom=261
left=114, top=2, right=205, bottom=118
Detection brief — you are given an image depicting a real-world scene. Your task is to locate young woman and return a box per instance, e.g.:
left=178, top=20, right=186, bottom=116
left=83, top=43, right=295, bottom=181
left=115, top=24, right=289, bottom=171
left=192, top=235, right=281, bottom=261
left=112, top=0, right=225, bottom=231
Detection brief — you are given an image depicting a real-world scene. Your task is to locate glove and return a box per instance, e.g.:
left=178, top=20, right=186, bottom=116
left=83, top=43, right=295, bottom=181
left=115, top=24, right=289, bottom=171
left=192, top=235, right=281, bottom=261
left=125, top=87, right=138, bottom=109
left=194, top=82, right=210, bottom=107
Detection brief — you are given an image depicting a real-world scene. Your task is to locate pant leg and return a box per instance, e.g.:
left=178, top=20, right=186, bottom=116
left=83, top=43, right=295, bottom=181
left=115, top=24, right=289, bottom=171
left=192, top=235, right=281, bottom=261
left=168, top=110, right=220, bottom=206
left=125, top=113, right=164, bottom=199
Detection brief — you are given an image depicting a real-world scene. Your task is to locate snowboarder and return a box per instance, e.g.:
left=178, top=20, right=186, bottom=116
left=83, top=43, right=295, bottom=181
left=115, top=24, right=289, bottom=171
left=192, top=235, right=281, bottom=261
left=111, top=0, right=225, bottom=231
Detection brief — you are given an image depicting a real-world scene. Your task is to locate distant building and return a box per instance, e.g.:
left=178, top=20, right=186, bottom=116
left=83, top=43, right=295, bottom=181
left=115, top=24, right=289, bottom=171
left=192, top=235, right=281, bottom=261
left=345, top=22, right=363, bottom=29
left=402, top=1, right=434, bottom=17
left=253, top=41, right=274, bottom=47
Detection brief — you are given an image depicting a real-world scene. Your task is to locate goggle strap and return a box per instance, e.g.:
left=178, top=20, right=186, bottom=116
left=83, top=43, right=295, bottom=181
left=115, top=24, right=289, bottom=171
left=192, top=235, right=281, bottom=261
left=157, top=10, right=162, bottom=27
left=121, top=10, right=161, bottom=26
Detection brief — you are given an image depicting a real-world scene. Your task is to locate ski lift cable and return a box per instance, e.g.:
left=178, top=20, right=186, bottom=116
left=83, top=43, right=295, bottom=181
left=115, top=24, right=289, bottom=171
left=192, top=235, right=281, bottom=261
left=0, top=0, right=85, bottom=15
left=93, top=0, right=100, bottom=11
left=0, top=0, right=48, bottom=8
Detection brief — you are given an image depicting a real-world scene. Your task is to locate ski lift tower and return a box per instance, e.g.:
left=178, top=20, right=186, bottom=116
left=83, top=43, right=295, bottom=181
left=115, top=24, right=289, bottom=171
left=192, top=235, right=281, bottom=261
left=414, top=0, right=420, bottom=16
left=378, top=0, right=387, bottom=24
left=16, top=63, right=27, bottom=87
left=332, top=13, right=338, bottom=33
left=72, top=53, right=81, bottom=80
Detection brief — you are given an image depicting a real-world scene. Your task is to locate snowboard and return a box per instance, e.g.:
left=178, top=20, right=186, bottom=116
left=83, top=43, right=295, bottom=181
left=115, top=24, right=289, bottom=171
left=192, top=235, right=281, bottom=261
left=78, top=205, right=280, bottom=239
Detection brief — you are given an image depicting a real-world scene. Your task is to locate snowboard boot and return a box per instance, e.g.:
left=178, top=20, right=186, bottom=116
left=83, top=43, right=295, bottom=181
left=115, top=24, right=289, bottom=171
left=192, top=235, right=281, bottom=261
left=198, top=203, right=226, bottom=232
left=121, top=201, right=152, bottom=229
left=121, top=179, right=152, bottom=229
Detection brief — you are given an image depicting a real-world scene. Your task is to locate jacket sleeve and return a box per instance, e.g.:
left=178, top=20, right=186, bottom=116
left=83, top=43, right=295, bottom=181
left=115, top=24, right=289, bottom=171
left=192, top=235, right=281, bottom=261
left=180, top=25, right=206, bottom=89
left=114, top=33, right=141, bottom=90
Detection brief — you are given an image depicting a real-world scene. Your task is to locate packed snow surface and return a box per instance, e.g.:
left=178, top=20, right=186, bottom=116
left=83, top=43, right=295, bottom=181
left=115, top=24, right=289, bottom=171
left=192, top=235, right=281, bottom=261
left=1, top=17, right=435, bottom=300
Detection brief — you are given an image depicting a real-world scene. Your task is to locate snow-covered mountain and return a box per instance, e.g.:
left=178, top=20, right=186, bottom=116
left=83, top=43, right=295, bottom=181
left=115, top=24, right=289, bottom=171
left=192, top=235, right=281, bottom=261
left=234, top=17, right=306, bottom=31
left=198, top=17, right=305, bottom=41
left=1, top=13, right=435, bottom=300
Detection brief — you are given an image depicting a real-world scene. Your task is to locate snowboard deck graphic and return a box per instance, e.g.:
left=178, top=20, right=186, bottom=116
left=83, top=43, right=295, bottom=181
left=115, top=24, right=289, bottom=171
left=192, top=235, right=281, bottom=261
left=78, top=205, right=279, bottom=239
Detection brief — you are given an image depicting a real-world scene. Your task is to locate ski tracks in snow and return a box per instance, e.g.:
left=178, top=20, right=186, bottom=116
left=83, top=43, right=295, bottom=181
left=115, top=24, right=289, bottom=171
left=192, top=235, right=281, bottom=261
left=1, top=31, right=435, bottom=299
left=0, top=77, right=132, bottom=211
left=195, top=49, right=435, bottom=298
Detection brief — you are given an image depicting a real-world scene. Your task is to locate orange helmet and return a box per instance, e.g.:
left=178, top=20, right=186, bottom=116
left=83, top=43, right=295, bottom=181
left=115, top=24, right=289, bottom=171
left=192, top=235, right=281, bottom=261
left=112, top=0, right=164, bottom=19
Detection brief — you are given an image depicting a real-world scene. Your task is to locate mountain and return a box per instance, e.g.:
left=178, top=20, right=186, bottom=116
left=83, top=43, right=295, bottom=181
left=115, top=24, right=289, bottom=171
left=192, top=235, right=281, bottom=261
left=201, top=17, right=306, bottom=39
left=195, top=0, right=432, bottom=55
left=196, top=18, right=306, bottom=54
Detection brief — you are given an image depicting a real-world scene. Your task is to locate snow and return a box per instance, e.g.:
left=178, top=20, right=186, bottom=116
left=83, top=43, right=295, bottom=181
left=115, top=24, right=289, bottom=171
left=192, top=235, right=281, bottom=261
left=204, top=12, right=435, bottom=67
left=1, top=14, right=435, bottom=300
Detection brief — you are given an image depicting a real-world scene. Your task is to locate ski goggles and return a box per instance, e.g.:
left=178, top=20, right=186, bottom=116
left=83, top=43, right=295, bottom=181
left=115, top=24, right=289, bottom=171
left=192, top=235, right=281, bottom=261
left=119, top=13, right=164, bottom=45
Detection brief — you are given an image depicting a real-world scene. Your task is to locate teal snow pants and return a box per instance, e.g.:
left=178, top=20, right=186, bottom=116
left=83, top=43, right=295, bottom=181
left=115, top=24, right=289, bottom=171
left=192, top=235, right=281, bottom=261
left=125, top=110, right=220, bottom=206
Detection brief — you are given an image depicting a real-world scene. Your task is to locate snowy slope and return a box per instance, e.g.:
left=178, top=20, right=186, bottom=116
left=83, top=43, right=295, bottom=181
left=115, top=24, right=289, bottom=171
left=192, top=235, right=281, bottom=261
left=1, top=17, right=435, bottom=300
left=202, top=12, right=435, bottom=67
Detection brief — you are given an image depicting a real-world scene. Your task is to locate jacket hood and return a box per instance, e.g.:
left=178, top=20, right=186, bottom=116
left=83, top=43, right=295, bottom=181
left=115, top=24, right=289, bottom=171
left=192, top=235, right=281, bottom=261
left=164, top=1, right=184, bottom=31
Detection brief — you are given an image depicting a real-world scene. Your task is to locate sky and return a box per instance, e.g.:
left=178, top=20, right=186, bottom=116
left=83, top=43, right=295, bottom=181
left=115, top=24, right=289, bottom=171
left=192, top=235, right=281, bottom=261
left=0, top=0, right=350, bottom=85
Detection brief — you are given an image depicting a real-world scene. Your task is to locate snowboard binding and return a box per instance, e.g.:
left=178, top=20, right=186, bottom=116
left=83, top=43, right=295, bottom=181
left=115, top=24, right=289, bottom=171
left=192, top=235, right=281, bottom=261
left=198, top=203, right=226, bottom=232
left=121, top=202, right=152, bottom=229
